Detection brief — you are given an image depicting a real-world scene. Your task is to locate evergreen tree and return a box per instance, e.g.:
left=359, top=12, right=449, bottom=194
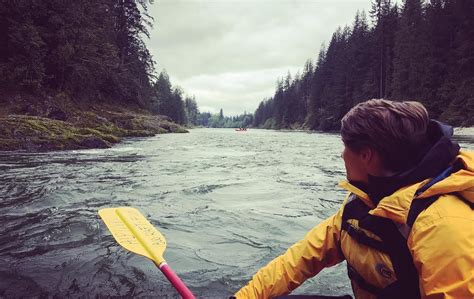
left=306, top=44, right=326, bottom=129
left=184, top=96, right=199, bottom=125
left=219, top=108, right=224, bottom=121
left=347, top=10, right=373, bottom=106
left=153, top=71, right=173, bottom=116
left=198, top=112, right=212, bottom=127
left=391, top=0, right=428, bottom=101
left=370, top=1, right=398, bottom=99
left=439, top=0, right=474, bottom=125
left=111, top=0, right=155, bottom=106
left=171, top=87, right=187, bottom=124
left=419, top=0, right=453, bottom=118
left=254, top=101, right=266, bottom=127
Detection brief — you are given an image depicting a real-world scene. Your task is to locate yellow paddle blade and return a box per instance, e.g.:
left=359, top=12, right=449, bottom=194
left=98, top=207, right=166, bottom=264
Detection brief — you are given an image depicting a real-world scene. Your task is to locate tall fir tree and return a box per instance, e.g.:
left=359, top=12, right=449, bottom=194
left=391, top=0, right=428, bottom=102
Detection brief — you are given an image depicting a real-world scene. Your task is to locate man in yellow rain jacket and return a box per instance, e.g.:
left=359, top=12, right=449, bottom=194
left=235, top=99, right=473, bottom=299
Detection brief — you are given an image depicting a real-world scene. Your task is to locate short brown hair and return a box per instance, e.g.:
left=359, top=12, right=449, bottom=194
left=341, top=99, right=429, bottom=172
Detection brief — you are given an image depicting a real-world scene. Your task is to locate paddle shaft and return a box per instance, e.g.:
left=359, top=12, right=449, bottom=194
left=156, top=261, right=196, bottom=299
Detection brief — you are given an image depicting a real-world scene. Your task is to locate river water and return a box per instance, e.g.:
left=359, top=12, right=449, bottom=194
left=1, top=128, right=472, bottom=298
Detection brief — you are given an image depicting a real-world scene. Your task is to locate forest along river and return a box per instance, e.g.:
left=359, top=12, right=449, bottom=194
left=1, top=128, right=473, bottom=298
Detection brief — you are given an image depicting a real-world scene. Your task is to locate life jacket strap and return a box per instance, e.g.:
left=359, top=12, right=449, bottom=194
left=342, top=198, right=421, bottom=299
left=341, top=221, right=389, bottom=253
left=407, top=163, right=460, bottom=228
left=407, top=195, right=440, bottom=227
left=346, top=264, right=382, bottom=295
left=460, top=196, right=474, bottom=209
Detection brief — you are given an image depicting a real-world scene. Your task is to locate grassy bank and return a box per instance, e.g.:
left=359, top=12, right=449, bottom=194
left=0, top=92, right=188, bottom=152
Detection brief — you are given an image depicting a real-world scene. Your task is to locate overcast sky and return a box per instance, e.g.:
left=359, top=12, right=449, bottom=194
left=147, top=0, right=372, bottom=116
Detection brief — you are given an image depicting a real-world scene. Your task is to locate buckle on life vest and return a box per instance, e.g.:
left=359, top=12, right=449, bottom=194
left=347, top=264, right=382, bottom=295
left=346, top=224, right=364, bottom=242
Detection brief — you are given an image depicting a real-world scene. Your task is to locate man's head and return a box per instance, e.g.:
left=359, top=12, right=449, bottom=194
left=341, top=99, right=429, bottom=182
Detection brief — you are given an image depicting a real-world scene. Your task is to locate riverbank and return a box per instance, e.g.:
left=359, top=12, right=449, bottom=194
left=454, top=127, right=474, bottom=136
left=453, top=127, right=474, bottom=145
left=0, top=92, right=188, bottom=152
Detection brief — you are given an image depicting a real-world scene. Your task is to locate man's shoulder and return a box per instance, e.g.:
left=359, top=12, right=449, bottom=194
left=410, top=193, right=473, bottom=234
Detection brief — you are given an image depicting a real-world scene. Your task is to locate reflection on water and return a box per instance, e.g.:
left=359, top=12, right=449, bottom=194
left=1, top=128, right=472, bottom=297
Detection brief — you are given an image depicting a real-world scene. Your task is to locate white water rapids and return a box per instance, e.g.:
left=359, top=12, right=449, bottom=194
left=1, top=128, right=472, bottom=297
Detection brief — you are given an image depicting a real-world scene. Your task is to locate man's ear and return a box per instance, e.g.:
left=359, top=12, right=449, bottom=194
left=360, top=146, right=388, bottom=176
left=359, top=146, right=375, bottom=165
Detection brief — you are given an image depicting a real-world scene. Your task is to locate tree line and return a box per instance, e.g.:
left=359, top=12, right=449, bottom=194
left=197, top=109, right=253, bottom=128
left=0, top=0, right=154, bottom=106
left=254, top=0, right=474, bottom=130
left=0, top=0, right=199, bottom=126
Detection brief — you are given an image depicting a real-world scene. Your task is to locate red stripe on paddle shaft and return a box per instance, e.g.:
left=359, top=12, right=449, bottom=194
left=159, top=263, right=196, bottom=299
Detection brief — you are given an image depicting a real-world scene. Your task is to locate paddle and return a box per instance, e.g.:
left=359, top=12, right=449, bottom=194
left=98, top=207, right=195, bottom=299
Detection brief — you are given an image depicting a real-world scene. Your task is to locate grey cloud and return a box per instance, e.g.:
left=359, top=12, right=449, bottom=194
left=147, top=0, right=371, bottom=116
left=171, top=66, right=301, bottom=115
